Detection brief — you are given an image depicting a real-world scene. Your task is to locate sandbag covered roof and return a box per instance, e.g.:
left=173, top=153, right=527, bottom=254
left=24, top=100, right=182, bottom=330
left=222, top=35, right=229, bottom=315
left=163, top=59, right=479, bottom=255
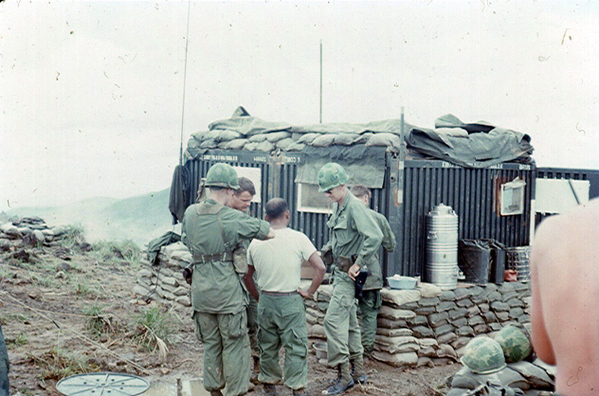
left=185, top=108, right=534, bottom=169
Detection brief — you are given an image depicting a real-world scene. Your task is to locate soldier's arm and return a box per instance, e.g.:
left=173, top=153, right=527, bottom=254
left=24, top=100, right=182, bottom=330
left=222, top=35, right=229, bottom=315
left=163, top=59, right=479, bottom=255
left=226, top=209, right=272, bottom=242
left=380, top=216, right=396, bottom=252
left=243, top=265, right=260, bottom=302
left=299, top=251, right=326, bottom=299
left=352, top=204, right=383, bottom=269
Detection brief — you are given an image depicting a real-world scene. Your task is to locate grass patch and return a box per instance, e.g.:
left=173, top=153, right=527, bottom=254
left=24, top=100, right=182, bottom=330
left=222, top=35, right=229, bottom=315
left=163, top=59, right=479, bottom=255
left=91, top=240, right=141, bottom=268
left=60, top=224, right=86, bottom=249
left=29, top=347, right=98, bottom=381
left=6, top=332, right=28, bottom=346
left=83, top=304, right=115, bottom=338
left=132, top=306, right=174, bottom=360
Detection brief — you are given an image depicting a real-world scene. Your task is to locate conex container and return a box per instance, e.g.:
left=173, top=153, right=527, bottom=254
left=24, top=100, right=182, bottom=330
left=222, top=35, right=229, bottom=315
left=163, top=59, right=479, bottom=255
left=426, top=203, right=459, bottom=290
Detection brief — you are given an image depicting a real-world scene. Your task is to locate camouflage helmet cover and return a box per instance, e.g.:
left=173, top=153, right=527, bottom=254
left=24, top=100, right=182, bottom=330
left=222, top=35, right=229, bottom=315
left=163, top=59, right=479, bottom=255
left=317, top=162, right=348, bottom=193
left=460, top=336, right=507, bottom=374
left=205, top=163, right=240, bottom=189
left=494, top=324, right=532, bottom=363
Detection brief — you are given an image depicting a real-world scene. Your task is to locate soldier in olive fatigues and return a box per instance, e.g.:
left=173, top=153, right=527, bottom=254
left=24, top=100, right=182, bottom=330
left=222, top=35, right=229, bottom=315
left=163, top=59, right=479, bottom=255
left=319, top=163, right=383, bottom=395
left=350, top=185, right=396, bottom=358
left=182, top=163, right=273, bottom=396
left=0, top=323, right=9, bottom=396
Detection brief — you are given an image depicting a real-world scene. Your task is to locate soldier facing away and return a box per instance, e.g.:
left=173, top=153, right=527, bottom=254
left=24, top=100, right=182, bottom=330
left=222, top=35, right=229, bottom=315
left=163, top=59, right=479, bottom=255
left=182, top=163, right=274, bottom=396
left=244, top=198, right=325, bottom=396
left=350, top=185, right=396, bottom=360
left=318, top=163, right=383, bottom=395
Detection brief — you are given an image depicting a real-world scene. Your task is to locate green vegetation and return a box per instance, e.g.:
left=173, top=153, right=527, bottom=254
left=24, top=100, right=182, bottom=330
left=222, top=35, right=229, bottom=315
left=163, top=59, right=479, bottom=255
left=29, top=347, right=98, bottom=381
left=91, top=239, right=141, bottom=268
left=132, top=306, right=174, bottom=359
left=83, top=303, right=114, bottom=338
left=61, top=224, right=86, bottom=249
left=6, top=332, right=28, bottom=346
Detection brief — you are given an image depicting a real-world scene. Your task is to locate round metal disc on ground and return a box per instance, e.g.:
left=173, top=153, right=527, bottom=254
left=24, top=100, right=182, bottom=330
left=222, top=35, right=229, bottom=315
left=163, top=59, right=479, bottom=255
left=56, top=372, right=150, bottom=396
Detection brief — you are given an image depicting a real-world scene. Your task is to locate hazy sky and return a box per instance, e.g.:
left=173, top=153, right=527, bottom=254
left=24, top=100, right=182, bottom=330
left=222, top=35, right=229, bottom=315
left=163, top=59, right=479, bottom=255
left=1, top=0, right=598, bottom=211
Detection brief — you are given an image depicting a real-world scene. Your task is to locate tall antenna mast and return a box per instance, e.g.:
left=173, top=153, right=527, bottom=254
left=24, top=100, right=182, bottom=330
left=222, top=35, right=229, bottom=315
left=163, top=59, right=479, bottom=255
left=319, top=39, right=323, bottom=124
left=179, top=1, right=192, bottom=167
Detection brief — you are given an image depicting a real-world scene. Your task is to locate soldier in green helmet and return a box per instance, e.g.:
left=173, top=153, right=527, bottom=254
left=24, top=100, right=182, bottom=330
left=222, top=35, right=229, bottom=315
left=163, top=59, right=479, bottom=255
left=182, top=163, right=275, bottom=396
left=318, top=163, right=383, bottom=395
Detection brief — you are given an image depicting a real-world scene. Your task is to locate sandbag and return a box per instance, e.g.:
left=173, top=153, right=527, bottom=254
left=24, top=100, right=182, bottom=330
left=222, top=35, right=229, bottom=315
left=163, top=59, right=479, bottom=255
left=311, top=134, right=336, bottom=147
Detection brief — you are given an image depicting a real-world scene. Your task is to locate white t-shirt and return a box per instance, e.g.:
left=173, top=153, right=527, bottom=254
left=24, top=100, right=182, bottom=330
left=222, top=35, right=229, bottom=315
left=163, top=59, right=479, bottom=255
left=247, top=227, right=317, bottom=292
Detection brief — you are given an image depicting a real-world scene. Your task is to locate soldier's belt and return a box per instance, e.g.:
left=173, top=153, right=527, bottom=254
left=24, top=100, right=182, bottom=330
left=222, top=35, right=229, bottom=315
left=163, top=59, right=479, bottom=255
left=192, top=252, right=233, bottom=264
left=261, top=290, right=298, bottom=296
left=335, top=256, right=354, bottom=272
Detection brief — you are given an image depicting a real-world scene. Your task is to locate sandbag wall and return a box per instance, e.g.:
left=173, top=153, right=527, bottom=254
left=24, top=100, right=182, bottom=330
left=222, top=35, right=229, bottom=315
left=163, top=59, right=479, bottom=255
left=134, top=242, right=192, bottom=308
left=307, top=281, right=531, bottom=368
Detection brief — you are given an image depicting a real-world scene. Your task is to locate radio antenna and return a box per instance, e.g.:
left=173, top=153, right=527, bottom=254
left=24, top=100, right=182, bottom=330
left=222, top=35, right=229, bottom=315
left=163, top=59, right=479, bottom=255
left=179, top=0, right=192, bottom=166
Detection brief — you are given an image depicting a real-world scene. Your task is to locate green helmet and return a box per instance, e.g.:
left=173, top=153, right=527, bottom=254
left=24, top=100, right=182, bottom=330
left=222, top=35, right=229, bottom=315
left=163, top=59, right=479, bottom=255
left=317, top=163, right=348, bottom=192
left=460, top=336, right=506, bottom=374
left=494, top=324, right=532, bottom=363
left=205, top=163, right=239, bottom=189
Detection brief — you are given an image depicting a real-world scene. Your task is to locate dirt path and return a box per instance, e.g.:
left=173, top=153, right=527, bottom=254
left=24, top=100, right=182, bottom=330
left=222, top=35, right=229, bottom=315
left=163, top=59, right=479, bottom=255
left=0, top=239, right=459, bottom=396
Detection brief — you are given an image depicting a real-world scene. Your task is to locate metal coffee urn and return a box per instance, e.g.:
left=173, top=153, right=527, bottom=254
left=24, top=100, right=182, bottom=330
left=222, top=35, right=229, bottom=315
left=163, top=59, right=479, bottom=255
left=426, top=203, right=458, bottom=290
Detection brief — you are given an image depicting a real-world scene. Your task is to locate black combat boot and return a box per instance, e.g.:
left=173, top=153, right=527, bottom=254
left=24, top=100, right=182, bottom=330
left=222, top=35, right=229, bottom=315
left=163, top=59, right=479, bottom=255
left=263, top=383, right=278, bottom=396
left=323, top=362, right=354, bottom=395
left=351, top=356, right=367, bottom=384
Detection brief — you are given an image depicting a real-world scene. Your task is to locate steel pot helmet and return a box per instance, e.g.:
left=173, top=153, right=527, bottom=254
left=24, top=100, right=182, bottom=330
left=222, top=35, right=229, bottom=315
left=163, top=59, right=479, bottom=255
left=494, top=324, right=532, bottom=363
left=460, top=336, right=507, bottom=374
left=318, top=163, right=348, bottom=193
left=205, top=163, right=240, bottom=189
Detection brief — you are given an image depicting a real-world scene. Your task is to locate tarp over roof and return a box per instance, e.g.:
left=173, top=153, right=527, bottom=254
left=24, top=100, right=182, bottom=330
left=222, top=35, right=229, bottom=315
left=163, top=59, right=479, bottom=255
left=185, top=108, right=534, bottom=169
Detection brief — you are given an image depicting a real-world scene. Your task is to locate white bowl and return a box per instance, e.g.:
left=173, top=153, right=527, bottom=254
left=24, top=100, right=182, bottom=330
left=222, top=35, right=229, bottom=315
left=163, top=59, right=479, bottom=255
left=387, top=276, right=418, bottom=290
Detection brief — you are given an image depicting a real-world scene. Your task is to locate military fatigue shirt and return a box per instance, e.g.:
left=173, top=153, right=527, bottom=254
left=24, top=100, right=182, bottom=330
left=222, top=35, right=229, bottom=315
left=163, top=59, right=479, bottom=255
left=327, top=192, right=383, bottom=269
left=182, top=199, right=270, bottom=314
left=364, top=208, right=396, bottom=290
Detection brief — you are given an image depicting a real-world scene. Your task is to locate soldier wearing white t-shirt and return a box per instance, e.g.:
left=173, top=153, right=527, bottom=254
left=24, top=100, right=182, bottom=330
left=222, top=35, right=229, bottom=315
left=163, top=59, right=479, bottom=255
left=244, top=198, right=326, bottom=396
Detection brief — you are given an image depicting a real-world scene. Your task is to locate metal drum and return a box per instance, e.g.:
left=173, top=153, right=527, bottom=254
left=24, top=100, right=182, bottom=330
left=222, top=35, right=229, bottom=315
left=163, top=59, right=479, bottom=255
left=506, top=246, right=531, bottom=282
left=426, top=203, right=459, bottom=290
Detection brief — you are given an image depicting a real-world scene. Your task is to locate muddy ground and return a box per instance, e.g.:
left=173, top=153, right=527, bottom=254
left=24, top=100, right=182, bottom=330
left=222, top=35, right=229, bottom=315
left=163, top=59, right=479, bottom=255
left=0, top=237, right=459, bottom=396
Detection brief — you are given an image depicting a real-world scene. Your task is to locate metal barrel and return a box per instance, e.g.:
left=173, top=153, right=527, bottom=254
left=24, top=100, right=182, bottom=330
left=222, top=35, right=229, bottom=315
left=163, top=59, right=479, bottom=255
left=426, top=203, right=459, bottom=290
left=505, top=246, right=531, bottom=282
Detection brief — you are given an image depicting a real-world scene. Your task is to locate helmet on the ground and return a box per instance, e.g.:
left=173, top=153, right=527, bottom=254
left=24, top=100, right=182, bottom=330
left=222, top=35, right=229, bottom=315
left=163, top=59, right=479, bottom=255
left=460, top=336, right=506, bottom=374
left=494, top=324, right=532, bottom=363
left=205, top=163, right=239, bottom=189
left=317, top=163, right=348, bottom=192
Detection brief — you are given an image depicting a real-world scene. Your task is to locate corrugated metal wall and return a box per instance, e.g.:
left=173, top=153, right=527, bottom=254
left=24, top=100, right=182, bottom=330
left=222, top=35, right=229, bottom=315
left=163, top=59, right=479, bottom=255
left=183, top=150, right=535, bottom=281
left=392, top=160, right=535, bottom=277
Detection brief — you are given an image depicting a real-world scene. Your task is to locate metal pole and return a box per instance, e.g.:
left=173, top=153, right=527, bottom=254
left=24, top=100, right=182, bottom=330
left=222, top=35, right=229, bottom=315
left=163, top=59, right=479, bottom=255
left=179, top=0, right=192, bottom=167
left=319, top=40, right=323, bottom=124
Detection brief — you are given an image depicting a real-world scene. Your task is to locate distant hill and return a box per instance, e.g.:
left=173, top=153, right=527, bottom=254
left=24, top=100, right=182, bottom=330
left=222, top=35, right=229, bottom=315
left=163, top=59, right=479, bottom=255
left=4, top=189, right=174, bottom=248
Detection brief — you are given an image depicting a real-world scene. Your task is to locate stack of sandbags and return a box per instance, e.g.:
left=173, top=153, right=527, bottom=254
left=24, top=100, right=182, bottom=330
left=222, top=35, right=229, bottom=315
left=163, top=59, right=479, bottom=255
left=306, top=281, right=531, bottom=369
left=134, top=242, right=192, bottom=308
left=0, top=217, right=71, bottom=244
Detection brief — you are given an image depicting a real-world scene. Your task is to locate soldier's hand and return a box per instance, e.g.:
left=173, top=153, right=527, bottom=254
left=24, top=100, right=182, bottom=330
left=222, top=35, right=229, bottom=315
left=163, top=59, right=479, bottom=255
left=297, top=288, right=312, bottom=299
left=348, top=263, right=361, bottom=281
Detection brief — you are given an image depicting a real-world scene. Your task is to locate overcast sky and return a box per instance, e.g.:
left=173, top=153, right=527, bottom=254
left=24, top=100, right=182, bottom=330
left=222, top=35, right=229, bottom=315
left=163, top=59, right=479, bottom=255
left=1, top=0, right=598, bottom=211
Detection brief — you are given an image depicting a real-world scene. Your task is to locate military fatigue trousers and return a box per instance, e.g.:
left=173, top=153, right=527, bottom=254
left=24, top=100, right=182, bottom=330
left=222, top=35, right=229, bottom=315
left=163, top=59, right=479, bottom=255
left=193, top=310, right=250, bottom=396
left=324, top=270, right=363, bottom=366
left=257, top=293, right=308, bottom=390
left=0, top=323, right=9, bottom=396
left=358, top=289, right=382, bottom=357
left=247, top=294, right=260, bottom=357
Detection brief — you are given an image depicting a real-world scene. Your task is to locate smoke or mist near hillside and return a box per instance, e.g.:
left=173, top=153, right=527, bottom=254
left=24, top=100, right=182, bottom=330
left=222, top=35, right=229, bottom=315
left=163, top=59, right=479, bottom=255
left=4, top=189, right=173, bottom=248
